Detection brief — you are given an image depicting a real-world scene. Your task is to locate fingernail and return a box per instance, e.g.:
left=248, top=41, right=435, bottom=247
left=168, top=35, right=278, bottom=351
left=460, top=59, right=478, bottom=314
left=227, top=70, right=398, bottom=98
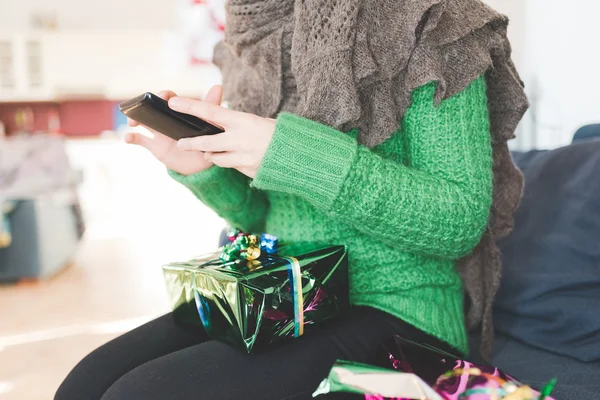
left=169, top=97, right=183, bottom=108
left=177, top=139, right=190, bottom=149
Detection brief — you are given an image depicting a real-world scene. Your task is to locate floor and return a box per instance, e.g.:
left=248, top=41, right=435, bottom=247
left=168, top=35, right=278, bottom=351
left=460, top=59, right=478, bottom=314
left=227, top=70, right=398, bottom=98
left=0, top=138, right=225, bottom=399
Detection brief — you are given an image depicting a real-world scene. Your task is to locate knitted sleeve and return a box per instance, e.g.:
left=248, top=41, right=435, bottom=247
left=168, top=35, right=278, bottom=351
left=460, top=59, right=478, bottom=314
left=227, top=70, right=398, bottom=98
left=169, top=167, right=269, bottom=233
left=252, top=77, right=493, bottom=259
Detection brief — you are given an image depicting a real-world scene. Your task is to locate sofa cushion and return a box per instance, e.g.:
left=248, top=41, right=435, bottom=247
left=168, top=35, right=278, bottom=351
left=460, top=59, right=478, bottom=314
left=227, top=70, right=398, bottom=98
left=495, top=141, right=600, bottom=362
left=469, top=333, right=600, bottom=400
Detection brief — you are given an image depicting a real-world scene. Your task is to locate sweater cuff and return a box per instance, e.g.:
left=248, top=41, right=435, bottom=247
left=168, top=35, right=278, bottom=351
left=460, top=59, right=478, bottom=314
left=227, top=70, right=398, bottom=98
left=168, top=166, right=251, bottom=210
left=251, top=112, right=358, bottom=211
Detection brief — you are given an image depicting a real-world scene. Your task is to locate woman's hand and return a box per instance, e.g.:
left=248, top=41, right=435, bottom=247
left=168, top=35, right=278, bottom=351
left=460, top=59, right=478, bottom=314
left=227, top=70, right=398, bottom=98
left=168, top=97, right=276, bottom=179
left=124, top=86, right=223, bottom=176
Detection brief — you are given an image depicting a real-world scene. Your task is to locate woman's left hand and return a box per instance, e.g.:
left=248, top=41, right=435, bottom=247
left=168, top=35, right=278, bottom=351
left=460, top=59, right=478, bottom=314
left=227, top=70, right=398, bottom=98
left=168, top=95, right=276, bottom=178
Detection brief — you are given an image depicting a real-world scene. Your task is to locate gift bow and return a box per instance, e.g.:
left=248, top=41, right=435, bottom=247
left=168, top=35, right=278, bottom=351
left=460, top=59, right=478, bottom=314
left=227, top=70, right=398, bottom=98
left=219, top=228, right=278, bottom=262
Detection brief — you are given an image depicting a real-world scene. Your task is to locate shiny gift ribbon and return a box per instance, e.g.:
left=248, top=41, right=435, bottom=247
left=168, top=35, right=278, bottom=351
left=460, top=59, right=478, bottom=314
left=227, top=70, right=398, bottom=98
left=282, top=256, right=304, bottom=337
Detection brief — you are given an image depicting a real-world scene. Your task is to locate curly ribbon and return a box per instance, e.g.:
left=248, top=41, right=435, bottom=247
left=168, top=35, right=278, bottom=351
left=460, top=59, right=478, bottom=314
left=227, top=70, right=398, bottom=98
left=219, top=229, right=278, bottom=263
left=437, top=367, right=553, bottom=400
left=539, top=379, right=557, bottom=400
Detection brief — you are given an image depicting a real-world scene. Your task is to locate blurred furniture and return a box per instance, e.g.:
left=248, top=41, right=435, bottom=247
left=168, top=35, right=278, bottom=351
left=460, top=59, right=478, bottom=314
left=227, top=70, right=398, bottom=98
left=0, top=201, right=16, bottom=247
left=469, top=139, right=600, bottom=400
left=572, top=123, right=600, bottom=143
left=0, top=199, right=82, bottom=281
left=0, top=135, right=84, bottom=281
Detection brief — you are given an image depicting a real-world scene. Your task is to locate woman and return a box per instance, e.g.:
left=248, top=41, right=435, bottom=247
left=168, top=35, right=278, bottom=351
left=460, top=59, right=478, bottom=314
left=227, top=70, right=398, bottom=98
left=56, top=0, right=527, bottom=399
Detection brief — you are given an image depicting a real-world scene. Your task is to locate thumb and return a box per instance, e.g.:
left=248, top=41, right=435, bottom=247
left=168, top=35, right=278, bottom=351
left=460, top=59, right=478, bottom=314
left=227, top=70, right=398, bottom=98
left=204, top=85, right=223, bottom=106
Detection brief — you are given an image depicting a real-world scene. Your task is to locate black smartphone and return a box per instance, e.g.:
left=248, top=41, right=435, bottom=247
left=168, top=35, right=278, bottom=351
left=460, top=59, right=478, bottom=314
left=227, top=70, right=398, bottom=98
left=119, top=92, right=223, bottom=140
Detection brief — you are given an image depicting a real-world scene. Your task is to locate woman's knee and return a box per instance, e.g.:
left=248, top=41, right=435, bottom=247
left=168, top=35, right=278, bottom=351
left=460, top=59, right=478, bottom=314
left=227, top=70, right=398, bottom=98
left=99, top=368, right=148, bottom=400
left=56, top=314, right=204, bottom=399
left=54, top=347, right=116, bottom=400
left=99, top=357, right=190, bottom=400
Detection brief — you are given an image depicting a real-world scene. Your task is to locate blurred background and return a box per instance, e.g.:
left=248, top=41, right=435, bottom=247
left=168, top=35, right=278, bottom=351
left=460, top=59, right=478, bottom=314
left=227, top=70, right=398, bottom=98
left=0, top=0, right=598, bottom=399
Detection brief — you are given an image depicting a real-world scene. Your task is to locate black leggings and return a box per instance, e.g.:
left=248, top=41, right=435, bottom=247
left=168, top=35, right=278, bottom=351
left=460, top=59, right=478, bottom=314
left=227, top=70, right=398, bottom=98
left=55, top=307, right=456, bottom=400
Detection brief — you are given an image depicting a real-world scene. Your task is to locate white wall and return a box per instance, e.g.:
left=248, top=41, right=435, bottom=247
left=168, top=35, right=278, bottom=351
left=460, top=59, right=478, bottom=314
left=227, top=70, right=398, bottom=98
left=521, top=0, right=600, bottom=149
left=40, top=30, right=221, bottom=100
left=486, top=0, right=600, bottom=150
left=0, top=0, right=177, bottom=31
left=0, top=0, right=222, bottom=101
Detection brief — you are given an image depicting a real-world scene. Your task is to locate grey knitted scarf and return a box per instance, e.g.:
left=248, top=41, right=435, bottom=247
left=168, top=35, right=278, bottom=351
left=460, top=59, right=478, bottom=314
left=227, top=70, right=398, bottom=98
left=214, top=0, right=528, bottom=359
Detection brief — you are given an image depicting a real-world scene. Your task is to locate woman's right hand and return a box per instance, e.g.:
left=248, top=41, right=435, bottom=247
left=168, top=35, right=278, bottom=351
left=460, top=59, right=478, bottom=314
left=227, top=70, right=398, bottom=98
left=124, top=85, right=223, bottom=176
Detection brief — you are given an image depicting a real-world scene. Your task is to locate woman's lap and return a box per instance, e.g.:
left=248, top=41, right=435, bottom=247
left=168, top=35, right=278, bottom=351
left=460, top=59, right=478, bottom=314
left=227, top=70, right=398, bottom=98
left=55, top=313, right=209, bottom=400
left=57, top=307, right=451, bottom=400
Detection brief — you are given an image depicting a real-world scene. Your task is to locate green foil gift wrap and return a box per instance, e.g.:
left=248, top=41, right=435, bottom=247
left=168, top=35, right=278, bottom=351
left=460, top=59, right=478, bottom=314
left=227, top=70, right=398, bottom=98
left=162, top=241, right=349, bottom=353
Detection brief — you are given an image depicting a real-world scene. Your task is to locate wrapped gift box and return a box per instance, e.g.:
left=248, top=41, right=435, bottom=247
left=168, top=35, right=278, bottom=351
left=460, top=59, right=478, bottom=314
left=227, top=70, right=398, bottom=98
left=163, top=242, right=349, bottom=352
left=314, top=336, right=557, bottom=400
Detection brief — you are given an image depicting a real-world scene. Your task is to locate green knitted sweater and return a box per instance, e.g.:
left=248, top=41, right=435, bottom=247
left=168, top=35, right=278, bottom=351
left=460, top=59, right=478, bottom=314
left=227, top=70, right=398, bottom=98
left=169, top=76, right=493, bottom=354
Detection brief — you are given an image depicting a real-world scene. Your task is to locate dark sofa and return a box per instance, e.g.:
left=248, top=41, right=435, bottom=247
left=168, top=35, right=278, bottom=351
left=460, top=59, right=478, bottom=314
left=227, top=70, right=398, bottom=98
left=468, top=138, right=600, bottom=400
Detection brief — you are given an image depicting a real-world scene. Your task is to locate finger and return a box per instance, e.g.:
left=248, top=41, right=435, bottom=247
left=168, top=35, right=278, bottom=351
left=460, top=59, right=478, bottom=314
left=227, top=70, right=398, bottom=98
left=168, top=97, right=237, bottom=128
left=204, top=152, right=239, bottom=169
left=124, top=132, right=152, bottom=147
left=124, top=132, right=173, bottom=153
left=127, top=117, right=139, bottom=127
left=177, top=132, right=238, bottom=153
left=157, top=90, right=178, bottom=101
left=204, top=85, right=223, bottom=106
